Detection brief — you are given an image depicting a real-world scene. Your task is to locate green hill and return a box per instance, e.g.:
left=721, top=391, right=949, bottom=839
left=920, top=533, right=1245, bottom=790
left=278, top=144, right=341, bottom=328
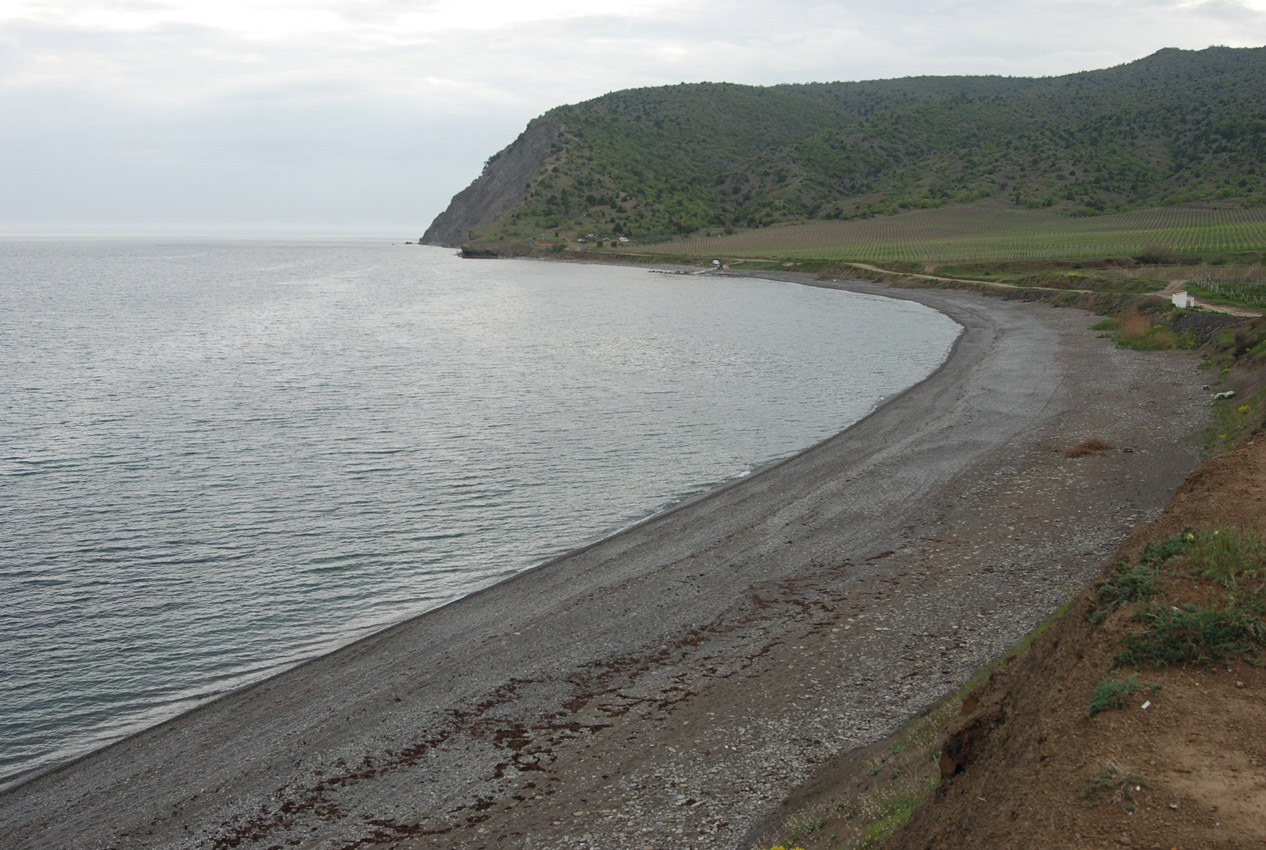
left=421, top=46, right=1266, bottom=249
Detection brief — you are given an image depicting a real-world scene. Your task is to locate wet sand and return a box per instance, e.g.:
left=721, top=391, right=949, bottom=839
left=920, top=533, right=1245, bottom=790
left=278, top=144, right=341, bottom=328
left=0, top=277, right=1213, bottom=850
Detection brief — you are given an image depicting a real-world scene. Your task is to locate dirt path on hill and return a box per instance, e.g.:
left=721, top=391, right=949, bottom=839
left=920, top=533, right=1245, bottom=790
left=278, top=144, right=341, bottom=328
left=843, top=262, right=1093, bottom=294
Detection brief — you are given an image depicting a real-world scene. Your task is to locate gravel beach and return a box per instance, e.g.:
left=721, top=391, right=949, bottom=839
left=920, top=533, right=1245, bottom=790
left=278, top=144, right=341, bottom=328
left=0, top=277, right=1213, bottom=850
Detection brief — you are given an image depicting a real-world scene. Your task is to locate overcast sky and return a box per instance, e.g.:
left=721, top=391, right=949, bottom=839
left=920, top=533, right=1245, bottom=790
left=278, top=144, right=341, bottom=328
left=2, top=1, right=1263, bottom=237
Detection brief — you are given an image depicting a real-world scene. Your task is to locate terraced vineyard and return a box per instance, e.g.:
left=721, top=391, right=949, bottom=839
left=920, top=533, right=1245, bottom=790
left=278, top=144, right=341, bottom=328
left=633, top=203, right=1266, bottom=264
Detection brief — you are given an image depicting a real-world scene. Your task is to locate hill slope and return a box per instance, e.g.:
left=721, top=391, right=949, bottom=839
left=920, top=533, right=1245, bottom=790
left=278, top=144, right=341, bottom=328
left=422, top=46, right=1266, bottom=249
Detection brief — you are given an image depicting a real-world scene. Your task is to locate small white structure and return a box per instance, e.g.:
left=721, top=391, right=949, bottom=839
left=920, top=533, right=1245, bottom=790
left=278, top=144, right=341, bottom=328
left=1173, top=290, right=1191, bottom=309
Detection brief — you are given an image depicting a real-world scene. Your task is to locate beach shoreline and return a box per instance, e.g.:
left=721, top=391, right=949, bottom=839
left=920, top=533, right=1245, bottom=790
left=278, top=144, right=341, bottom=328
left=0, top=276, right=1213, bottom=850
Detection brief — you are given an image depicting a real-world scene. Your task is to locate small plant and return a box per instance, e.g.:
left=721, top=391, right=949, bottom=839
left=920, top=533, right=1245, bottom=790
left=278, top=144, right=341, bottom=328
left=1115, top=604, right=1266, bottom=667
left=1187, top=526, right=1266, bottom=595
left=1203, top=386, right=1266, bottom=456
left=1081, top=765, right=1148, bottom=812
left=782, top=814, right=828, bottom=845
left=1111, top=309, right=1184, bottom=351
left=1101, top=528, right=1266, bottom=667
left=1139, top=532, right=1195, bottom=567
left=856, top=793, right=921, bottom=849
left=1091, top=562, right=1158, bottom=623
left=1089, top=675, right=1159, bottom=716
left=1090, top=530, right=1199, bottom=623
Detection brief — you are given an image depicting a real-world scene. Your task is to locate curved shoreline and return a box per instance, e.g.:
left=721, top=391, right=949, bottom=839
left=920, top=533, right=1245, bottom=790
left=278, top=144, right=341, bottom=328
left=0, top=277, right=1211, bottom=850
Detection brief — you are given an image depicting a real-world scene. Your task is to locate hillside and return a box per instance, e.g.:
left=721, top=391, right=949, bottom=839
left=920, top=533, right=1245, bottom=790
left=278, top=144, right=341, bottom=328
left=422, top=45, right=1266, bottom=249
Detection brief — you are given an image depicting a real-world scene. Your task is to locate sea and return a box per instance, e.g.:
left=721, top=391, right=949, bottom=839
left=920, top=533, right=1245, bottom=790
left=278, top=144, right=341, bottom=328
left=0, top=240, right=961, bottom=787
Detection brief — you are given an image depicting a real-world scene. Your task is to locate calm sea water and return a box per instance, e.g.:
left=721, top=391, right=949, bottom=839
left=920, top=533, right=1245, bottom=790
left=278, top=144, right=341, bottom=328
left=0, top=240, right=960, bottom=786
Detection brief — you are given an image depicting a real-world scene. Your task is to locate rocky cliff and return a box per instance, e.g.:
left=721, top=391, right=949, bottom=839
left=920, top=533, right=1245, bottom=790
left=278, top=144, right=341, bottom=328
left=421, top=118, right=560, bottom=247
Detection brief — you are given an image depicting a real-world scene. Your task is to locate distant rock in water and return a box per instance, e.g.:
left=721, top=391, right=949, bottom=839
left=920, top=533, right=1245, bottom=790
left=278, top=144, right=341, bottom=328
left=421, top=118, right=560, bottom=248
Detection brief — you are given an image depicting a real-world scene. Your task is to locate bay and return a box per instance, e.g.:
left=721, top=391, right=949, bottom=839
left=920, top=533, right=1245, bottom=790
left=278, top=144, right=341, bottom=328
left=0, top=240, right=960, bottom=785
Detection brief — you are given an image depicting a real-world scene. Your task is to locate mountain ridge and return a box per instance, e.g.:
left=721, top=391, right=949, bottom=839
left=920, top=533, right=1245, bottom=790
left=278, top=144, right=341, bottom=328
left=422, top=45, right=1266, bottom=249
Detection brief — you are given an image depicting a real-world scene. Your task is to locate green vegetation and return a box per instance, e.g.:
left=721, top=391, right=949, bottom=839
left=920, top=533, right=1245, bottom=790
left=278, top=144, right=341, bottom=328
left=1204, top=387, right=1266, bottom=456
left=461, top=46, right=1266, bottom=253
left=643, top=203, right=1266, bottom=265
left=1189, top=265, right=1266, bottom=310
left=1188, top=526, right=1266, bottom=594
left=1088, top=675, right=1159, bottom=716
left=1091, top=306, right=1199, bottom=351
left=782, top=812, right=828, bottom=845
left=1092, top=560, right=1160, bottom=620
left=1080, top=766, right=1148, bottom=813
left=1088, top=533, right=1185, bottom=623
left=854, top=792, right=922, bottom=849
left=1093, top=528, right=1266, bottom=668
left=1116, top=605, right=1266, bottom=667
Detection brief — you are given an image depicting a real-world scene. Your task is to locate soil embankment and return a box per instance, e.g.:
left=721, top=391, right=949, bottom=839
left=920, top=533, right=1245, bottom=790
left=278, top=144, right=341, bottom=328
left=878, top=436, right=1266, bottom=850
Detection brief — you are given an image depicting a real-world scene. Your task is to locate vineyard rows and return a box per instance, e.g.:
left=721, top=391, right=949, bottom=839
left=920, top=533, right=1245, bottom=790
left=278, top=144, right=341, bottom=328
left=634, top=203, right=1266, bottom=264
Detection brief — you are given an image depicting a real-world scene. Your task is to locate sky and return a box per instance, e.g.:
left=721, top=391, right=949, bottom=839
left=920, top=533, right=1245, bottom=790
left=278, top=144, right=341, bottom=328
left=2, top=1, right=1264, bottom=237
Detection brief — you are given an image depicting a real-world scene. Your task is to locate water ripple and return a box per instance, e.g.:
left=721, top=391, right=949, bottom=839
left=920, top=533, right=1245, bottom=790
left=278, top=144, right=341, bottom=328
left=0, top=239, right=959, bottom=787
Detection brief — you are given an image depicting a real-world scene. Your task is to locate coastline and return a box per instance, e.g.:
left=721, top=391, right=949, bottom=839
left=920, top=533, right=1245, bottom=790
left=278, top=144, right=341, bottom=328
left=0, top=276, right=1212, bottom=850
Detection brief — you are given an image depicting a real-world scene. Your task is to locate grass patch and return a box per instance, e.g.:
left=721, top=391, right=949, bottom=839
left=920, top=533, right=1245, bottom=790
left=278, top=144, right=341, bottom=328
left=1204, top=386, right=1266, bottom=456
left=1189, top=526, right=1266, bottom=594
left=1089, top=675, right=1159, bottom=716
left=1092, top=564, right=1159, bottom=621
left=1080, top=765, right=1148, bottom=813
left=1141, top=531, right=1197, bottom=567
left=1201, top=320, right=1266, bottom=372
left=1089, top=563, right=1157, bottom=625
left=1116, top=606, right=1266, bottom=667
left=1085, top=306, right=1199, bottom=351
left=1108, top=528, right=1266, bottom=668
left=854, top=792, right=922, bottom=849
left=1113, top=309, right=1187, bottom=350
left=1089, top=532, right=1193, bottom=624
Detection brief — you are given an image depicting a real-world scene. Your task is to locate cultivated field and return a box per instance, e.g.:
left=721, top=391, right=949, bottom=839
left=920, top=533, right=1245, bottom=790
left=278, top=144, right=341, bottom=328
left=633, top=202, right=1266, bottom=264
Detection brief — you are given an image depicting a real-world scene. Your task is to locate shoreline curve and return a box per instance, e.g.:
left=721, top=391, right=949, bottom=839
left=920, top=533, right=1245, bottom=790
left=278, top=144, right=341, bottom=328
left=0, top=274, right=1211, bottom=850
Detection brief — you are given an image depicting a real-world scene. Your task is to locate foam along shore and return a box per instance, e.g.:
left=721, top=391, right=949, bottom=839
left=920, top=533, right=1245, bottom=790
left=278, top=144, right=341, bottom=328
left=0, top=277, right=1212, bottom=850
